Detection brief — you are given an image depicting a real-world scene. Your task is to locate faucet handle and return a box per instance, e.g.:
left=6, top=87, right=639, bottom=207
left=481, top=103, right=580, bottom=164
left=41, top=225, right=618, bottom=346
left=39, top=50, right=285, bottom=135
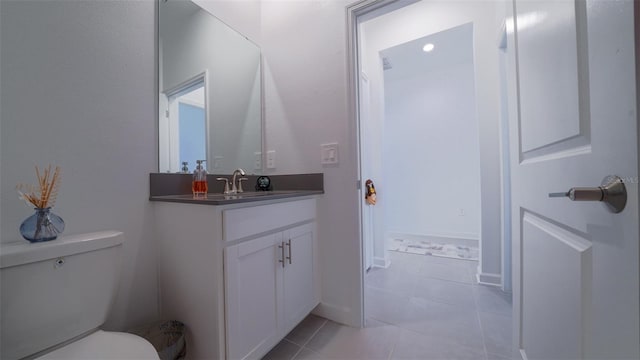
left=238, top=178, right=249, bottom=193
left=216, top=177, right=230, bottom=194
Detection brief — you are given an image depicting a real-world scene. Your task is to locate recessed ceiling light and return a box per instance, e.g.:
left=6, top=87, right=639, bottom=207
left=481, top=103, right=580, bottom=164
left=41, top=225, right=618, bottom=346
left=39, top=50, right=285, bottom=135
left=423, top=43, right=435, bottom=52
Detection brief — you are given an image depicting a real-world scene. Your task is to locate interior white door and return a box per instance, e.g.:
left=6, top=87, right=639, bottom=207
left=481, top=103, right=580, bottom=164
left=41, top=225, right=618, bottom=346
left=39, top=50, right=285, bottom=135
left=507, top=0, right=639, bottom=359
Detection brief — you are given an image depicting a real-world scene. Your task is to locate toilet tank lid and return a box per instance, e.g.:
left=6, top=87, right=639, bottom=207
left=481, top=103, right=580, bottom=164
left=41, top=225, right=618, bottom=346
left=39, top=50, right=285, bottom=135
left=0, top=231, right=124, bottom=269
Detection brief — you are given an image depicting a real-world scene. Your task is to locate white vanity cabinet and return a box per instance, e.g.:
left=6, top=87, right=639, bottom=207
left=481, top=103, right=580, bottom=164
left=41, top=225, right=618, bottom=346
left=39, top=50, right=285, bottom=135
left=154, top=197, right=319, bottom=360
left=224, top=222, right=316, bottom=360
left=223, top=199, right=317, bottom=360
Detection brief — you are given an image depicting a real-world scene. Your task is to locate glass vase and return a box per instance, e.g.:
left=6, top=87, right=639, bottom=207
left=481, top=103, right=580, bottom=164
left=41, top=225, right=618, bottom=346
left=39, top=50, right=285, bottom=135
left=19, top=207, right=65, bottom=243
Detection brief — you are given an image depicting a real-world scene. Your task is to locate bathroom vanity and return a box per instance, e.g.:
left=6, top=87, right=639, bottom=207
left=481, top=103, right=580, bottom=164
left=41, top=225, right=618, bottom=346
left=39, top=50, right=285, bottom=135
left=155, top=1, right=322, bottom=357
left=152, top=193, right=320, bottom=359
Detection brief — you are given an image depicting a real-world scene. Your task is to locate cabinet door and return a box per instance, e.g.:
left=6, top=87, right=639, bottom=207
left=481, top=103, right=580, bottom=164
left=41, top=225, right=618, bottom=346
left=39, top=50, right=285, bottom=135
left=282, top=223, right=317, bottom=332
left=225, top=233, right=284, bottom=360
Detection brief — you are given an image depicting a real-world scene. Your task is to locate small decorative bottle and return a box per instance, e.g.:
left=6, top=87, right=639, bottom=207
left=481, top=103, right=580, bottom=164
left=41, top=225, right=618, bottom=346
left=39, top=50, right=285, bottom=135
left=192, top=160, right=208, bottom=198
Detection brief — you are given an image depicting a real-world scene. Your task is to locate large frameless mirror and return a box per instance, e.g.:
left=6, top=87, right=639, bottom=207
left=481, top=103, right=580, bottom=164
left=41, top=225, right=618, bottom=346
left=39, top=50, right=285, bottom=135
left=158, top=0, right=262, bottom=174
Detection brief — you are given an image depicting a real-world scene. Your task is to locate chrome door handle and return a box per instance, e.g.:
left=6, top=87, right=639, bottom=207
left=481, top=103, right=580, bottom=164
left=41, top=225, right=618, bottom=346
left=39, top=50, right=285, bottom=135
left=549, top=175, right=627, bottom=213
left=278, top=242, right=285, bottom=268
left=286, top=239, right=292, bottom=264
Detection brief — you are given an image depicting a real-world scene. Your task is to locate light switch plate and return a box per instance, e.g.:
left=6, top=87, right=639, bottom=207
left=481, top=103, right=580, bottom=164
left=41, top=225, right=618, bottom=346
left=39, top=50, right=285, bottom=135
left=266, top=150, right=276, bottom=169
left=321, top=143, right=339, bottom=165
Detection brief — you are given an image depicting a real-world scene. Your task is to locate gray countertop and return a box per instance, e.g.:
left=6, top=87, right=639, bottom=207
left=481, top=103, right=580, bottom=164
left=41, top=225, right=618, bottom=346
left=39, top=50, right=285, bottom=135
left=149, top=190, right=324, bottom=205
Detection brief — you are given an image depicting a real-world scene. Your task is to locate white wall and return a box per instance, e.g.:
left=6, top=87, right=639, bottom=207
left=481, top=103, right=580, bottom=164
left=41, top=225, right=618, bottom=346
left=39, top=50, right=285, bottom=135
left=360, top=0, right=503, bottom=282
left=0, top=0, right=158, bottom=330
left=382, top=47, right=481, bottom=240
left=260, top=0, right=362, bottom=326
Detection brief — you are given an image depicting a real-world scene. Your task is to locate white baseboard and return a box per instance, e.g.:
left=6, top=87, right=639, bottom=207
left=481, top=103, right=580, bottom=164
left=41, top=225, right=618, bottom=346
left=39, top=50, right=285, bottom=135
left=373, top=256, right=390, bottom=268
left=312, top=302, right=358, bottom=327
left=476, top=272, right=502, bottom=286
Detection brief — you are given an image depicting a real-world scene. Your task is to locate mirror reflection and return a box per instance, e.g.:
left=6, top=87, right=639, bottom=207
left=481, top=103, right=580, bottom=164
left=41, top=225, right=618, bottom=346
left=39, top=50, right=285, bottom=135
left=159, top=0, right=262, bottom=174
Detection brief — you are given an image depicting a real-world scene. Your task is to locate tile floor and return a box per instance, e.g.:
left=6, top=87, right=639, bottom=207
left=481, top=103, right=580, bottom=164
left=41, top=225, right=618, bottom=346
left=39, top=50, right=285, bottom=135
left=263, top=251, right=513, bottom=360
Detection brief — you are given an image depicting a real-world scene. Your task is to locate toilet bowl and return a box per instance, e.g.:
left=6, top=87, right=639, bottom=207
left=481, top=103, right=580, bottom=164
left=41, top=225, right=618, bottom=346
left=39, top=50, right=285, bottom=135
left=0, top=231, right=159, bottom=360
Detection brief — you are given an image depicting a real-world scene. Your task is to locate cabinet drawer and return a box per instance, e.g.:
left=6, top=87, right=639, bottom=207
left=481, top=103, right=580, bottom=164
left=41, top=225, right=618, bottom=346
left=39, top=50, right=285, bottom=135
left=223, top=199, right=316, bottom=242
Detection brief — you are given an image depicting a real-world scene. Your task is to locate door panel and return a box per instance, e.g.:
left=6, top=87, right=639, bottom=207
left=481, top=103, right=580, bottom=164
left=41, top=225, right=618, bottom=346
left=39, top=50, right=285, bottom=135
left=508, top=0, right=639, bottom=359
left=283, top=223, right=316, bottom=332
left=225, top=233, right=283, bottom=360
left=522, top=212, right=592, bottom=359
left=517, top=0, right=587, bottom=155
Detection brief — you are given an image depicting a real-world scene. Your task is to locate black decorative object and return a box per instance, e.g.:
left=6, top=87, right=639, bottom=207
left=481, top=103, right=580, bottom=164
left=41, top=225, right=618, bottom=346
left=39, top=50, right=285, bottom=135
left=255, top=176, right=272, bottom=191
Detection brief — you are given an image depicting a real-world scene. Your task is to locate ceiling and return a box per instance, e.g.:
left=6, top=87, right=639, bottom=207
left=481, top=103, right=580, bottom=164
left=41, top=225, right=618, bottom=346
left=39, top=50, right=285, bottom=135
left=380, top=22, right=474, bottom=82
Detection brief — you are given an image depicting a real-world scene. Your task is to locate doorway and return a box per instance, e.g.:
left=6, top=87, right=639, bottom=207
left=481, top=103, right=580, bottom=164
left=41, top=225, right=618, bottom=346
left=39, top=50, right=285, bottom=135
left=159, top=75, right=208, bottom=173
left=351, top=0, right=514, bottom=358
left=378, top=23, right=482, bottom=264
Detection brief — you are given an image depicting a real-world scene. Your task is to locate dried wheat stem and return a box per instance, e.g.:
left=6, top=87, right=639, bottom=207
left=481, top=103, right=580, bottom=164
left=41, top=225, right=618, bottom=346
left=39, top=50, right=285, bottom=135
left=17, top=165, right=61, bottom=209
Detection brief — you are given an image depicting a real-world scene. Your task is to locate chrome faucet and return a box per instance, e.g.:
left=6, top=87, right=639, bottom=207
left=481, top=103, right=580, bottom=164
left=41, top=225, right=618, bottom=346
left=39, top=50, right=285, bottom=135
left=231, top=168, right=246, bottom=193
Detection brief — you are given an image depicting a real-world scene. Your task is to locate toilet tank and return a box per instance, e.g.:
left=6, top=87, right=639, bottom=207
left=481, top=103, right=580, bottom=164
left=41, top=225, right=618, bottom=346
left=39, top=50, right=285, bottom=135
left=0, top=231, right=124, bottom=360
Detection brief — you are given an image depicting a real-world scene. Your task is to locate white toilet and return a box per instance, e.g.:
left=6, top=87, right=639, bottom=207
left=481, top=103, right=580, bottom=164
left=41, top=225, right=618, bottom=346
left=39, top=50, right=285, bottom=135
left=0, top=231, right=159, bottom=360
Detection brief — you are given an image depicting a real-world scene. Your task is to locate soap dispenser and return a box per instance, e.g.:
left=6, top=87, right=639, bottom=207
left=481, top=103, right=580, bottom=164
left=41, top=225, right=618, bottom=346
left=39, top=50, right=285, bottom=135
left=192, top=160, right=208, bottom=198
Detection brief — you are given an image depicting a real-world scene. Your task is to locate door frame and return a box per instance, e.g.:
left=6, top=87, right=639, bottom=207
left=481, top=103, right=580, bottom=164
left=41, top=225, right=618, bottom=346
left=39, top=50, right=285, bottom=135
left=346, top=0, right=513, bottom=328
left=159, top=71, right=210, bottom=173
left=346, top=0, right=413, bottom=328
left=498, top=21, right=513, bottom=293
left=359, top=71, right=375, bottom=272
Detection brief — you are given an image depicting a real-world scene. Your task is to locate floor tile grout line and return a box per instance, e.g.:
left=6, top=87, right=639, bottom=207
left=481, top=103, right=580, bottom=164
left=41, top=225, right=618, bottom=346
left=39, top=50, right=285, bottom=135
left=364, top=283, right=413, bottom=296
left=407, top=295, right=477, bottom=311
left=367, top=271, right=476, bottom=281
left=289, top=341, right=304, bottom=360
left=390, top=324, right=489, bottom=356
left=387, top=342, right=396, bottom=360
left=366, top=315, right=399, bottom=327
left=477, top=308, right=513, bottom=318
left=299, top=318, right=328, bottom=349
left=367, top=286, right=479, bottom=311
left=472, top=281, right=491, bottom=360
left=285, top=318, right=328, bottom=348
left=367, top=271, right=476, bottom=289
left=414, top=273, right=476, bottom=285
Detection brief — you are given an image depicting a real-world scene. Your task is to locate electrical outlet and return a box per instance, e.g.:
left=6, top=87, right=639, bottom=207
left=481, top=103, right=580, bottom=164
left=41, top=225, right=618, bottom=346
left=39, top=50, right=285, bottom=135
left=266, top=150, right=276, bottom=169
left=254, top=152, right=262, bottom=169
left=213, top=156, right=223, bottom=169
left=458, top=208, right=465, bottom=216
